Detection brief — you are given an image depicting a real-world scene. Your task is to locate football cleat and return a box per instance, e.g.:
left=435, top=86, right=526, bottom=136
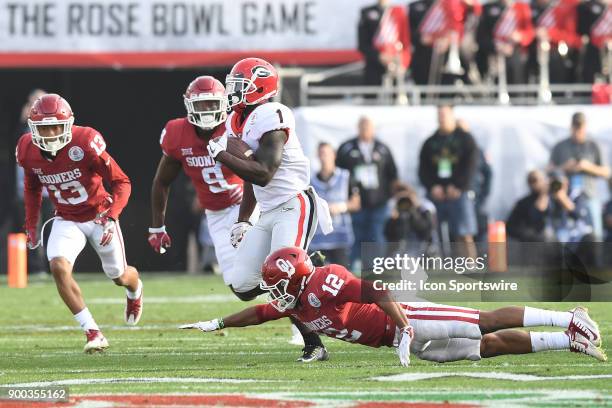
left=309, top=251, right=326, bottom=267
left=297, top=345, right=329, bottom=363
left=125, top=282, right=143, bottom=326
left=568, top=330, right=607, bottom=362
left=84, top=330, right=109, bottom=354
left=568, top=306, right=601, bottom=347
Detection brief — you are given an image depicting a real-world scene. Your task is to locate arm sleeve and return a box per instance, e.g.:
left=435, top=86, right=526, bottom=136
left=94, top=152, right=131, bottom=220
left=23, top=169, right=43, bottom=231
left=255, top=304, right=291, bottom=322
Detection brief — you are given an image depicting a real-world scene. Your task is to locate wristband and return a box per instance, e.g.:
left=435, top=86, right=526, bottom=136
left=149, top=225, right=166, bottom=233
left=218, top=317, right=225, bottom=329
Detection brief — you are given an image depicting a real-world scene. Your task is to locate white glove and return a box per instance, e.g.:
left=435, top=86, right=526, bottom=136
left=397, top=325, right=414, bottom=367
left=179, top=318, right=223, bottom=332
left=207, top=134, right=228, bottom=159
left=230, top=221, right=251, bottom=248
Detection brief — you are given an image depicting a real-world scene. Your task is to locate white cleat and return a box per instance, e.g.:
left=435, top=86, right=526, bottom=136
left=568, top=330, right=607, bottom=362
left=569, top=306, right=601, bottom=347
left=84, top=330, right=109, bottom=354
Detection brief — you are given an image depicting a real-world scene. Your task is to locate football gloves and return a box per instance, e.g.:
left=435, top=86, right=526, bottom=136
left=230, top=221, right=251, bottom=248
left=148, top=226, right=172, bottom=254
left=179, top=318, right=224, bottom=332
left=207, top=134, right=228, bottom=159
left=397, top=325, right=414, bottom=367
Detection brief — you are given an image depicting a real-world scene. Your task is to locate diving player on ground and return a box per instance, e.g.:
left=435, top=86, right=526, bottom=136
left=181, top=247, right=606, bottom=365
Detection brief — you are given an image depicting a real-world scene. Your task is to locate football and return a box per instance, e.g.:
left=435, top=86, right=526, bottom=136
left=225, top=136, right=254, bottom=160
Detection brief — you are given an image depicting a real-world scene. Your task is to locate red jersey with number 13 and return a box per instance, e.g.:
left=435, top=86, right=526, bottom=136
left=160, top=118, right=243, bottom=211
left=16, top=126, right=131, bottom=228
left=256, top=265, right=397, bottom=348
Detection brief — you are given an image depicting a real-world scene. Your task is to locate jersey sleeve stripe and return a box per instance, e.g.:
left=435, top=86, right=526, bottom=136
left=294, top=193, right=307, bottom=247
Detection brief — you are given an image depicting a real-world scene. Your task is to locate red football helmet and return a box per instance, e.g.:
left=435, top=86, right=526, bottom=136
left=225, top=57, right=279, bottom=110
left=184, top=76, right=227, bottom=130
left=260, top=247, right=315, bottom=312
left=28, top=93, right=74, bottom=155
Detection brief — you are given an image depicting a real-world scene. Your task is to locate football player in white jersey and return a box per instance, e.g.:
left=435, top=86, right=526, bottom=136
left=207, top=57, right=333, bottom=362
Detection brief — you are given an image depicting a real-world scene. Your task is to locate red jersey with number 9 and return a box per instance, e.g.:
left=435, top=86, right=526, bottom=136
left=160, top=118, right=243, bottom=211
left=16, top=126, right=131, bottom=228
left=256, top=264, right=397, bottom=348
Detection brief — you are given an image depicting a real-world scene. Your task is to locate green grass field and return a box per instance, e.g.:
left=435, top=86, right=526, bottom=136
left=1, top=273, right=611, bottom=407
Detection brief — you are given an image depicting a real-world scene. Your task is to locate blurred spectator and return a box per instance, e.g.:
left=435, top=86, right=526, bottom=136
left=310, top=143, right=360, bottom=268
left=384, top=185, right=438, bottom=256
left=12, top=89, right=52, bottom=274
left=549, top=112, right=609, bottom=240
left=337, top=116, right=401, bottom=267
left=545, top=170, right=594, bottom=243
left=418, top=105, right=478, bottom=245
left=528, top=0, right=581, bottom=84
left=603, top=179, right=612, bottom=242
left=577, top=0, right=612, bottom=83
left=476, top=0, right=534, bottom=84
left=473, top=148, right=493, bottom=242
left=408, top=0, right=481, bottom=86
left=358, top=0, right=391, bottom=85
left=506, top=169, right=551, bottom=241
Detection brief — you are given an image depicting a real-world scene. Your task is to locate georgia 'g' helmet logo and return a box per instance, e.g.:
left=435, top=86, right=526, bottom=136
left=275, top=258, right=295, bottom=277
left=252, top=66, right=272, bottom=78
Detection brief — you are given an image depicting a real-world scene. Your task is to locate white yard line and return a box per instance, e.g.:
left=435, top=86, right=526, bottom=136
left=372, top=372, right=612, bottom=382
left=6, top=377, right=286, bottom=387
left=88, top=295, right=243, bottom=304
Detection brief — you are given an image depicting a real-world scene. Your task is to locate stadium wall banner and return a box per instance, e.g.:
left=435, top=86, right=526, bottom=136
left=0, top=0, right=384, bottom=67
left=294, top=105, right=612, bottom=220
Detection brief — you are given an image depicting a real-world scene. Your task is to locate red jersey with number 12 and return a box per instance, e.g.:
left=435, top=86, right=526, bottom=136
left=16, top=126, right=131, bottom=228
left=256, top=265, right=397, bottom=348
left=160, top=118, right=243, bottom=211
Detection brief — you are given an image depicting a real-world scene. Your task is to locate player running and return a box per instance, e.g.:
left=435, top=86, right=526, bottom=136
left=206, top=57, right=334, bottom=362
left=181, top=246, right=606, bottom=365
left=149, top=76, right=252, bottom=287
left=16, top=93, right=143, bottom=353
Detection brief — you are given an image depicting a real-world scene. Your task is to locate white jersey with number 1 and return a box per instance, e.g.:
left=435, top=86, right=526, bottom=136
left=225, top=102, right=309, bottom=212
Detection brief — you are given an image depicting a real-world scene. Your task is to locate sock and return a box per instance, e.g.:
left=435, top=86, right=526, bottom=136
left=530, top=331, right=570, bottom=352
left=74, top=308, right=99, bottom=332
left=302, top=331, right=324, bottom=348
left=126, top=279, right=142, bottom=300
left=523, top=306, right=572, bottom=328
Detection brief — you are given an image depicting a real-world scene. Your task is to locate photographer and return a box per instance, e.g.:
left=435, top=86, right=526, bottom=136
left=546, top=170, right=594, bottom=244
left=384, top=186, right=438, bottom=256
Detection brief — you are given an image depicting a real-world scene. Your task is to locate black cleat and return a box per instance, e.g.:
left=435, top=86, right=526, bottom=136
left=309, top=251, right=326, bottom=267
left=297, top=345, right=329, bottom=363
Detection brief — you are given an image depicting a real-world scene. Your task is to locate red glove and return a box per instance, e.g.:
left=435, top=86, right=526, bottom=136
left=25, top=227, right=38, bottom=249
left=148, top=226, right=171, bottom=254
left=93, top=197, right=115, bottom=246
left=94, top=212, right=115, bottom=246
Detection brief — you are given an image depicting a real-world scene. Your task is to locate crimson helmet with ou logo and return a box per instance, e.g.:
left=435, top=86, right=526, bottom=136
left=260, top=246, right=315, bottom=312
left=28, top=93, right=74, bottom=155
left=225, top=57, right=279, bottom=110
left=184, top=76, right=227, bottom=130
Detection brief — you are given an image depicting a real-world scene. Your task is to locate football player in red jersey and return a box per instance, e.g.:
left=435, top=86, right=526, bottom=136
left=149, top=76, right=251, bottom=287
left=15, top=93, right=143, bottom=353
left=181, top=247, right=606, bottom=364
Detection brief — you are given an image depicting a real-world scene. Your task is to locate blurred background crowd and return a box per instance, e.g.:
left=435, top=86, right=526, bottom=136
left=2, top=0, right=612, bottom=275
